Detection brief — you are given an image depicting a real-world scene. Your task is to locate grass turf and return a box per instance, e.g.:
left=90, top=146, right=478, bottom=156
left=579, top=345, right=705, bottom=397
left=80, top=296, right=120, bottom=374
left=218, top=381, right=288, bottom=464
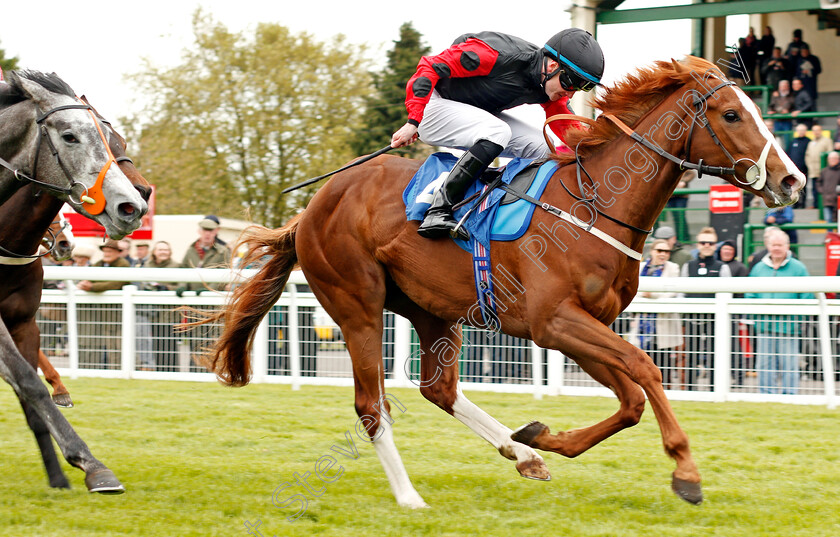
left=0, top=378, right=838, bottom=536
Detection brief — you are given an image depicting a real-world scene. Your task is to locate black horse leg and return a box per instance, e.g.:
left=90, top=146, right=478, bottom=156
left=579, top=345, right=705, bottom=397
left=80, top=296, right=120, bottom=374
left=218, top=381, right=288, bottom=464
left=19, top=399, right=70, bottom=488
left=0, top=319, right=123, bottom=493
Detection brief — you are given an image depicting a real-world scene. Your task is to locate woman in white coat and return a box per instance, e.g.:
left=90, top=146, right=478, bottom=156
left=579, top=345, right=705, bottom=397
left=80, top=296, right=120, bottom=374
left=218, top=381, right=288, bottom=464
left=629, top=239, right=684, bottom=387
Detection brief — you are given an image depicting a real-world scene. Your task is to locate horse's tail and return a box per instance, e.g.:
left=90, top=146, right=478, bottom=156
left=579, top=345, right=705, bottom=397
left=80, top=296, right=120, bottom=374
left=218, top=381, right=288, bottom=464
left=203, top=213, right=303, bottom=387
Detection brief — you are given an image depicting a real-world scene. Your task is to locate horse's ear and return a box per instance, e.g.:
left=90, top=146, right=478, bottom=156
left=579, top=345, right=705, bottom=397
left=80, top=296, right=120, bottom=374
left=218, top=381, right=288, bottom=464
left=671, top=59, right=684, bottom=73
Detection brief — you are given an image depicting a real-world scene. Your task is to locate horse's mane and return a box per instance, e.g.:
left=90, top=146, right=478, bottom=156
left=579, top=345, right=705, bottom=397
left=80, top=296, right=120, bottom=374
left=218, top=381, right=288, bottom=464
left=0, top=70, right=76, bottom=106
left=554, top=56, right=726, bottom=166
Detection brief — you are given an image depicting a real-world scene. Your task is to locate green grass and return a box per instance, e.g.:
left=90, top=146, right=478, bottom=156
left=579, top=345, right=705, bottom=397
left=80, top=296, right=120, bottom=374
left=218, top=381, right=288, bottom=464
left=1, top=379, right=839, bottom=537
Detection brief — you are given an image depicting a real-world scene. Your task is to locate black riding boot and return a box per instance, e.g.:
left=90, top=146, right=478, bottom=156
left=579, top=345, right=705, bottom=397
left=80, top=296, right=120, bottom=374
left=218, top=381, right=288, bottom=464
left=417, top=139, right=503, bottom=240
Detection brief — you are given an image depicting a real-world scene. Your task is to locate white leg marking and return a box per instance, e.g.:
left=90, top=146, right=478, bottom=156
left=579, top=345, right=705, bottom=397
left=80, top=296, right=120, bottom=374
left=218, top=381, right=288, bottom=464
left=451, top=387, right=544, bottom=464
left=372, top=410, right=428, bottom=508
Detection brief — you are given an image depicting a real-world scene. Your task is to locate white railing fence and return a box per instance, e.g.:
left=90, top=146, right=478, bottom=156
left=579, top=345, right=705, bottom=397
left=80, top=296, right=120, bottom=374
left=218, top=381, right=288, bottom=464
left=38, top=267, right=840, bottom=408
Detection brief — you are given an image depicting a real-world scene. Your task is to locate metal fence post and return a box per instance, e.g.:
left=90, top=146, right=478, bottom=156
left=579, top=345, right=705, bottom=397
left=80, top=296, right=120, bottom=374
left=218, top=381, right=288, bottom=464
left=817, top=293, right=837, bottom=409
left=288, top=284, right=301, bottom=390
left=713, top=292, right=732, bottom=401
left=252, top=315, right=269, bottom=384
left=546, top=350, right=564, bottom=396
left=64, top=280, right=79, bottom=378
left=531, top=341, right=543, bottom=400
left=392, top=315, right=412, bottom=387
left=121, top=285, right=138, bottom=378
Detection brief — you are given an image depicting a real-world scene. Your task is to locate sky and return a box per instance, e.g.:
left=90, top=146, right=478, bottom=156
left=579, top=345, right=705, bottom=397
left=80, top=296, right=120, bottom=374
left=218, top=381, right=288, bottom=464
left=2, top=1, right=748, bottom=134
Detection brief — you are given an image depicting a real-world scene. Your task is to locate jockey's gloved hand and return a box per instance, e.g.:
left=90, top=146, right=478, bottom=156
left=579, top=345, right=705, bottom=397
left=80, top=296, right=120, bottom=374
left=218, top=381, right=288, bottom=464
left=175, top=286, right=187, bottom=298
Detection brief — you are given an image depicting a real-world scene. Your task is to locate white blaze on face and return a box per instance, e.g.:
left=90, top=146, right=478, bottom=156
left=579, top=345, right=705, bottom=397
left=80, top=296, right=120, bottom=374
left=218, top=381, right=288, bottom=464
left=733, top=87, right=804, bottom=187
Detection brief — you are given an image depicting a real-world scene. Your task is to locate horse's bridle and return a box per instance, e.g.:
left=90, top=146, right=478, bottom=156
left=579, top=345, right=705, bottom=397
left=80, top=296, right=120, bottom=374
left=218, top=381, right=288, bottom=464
left=604, top=78, right=769, bottom=190
left=0, top=100, right=117, bottom=214
left=546, top=77, right=768, bottom=238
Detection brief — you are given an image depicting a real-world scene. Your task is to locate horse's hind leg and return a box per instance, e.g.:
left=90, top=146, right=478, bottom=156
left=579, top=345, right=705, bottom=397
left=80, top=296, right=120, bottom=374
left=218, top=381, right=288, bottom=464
left=512, top=358, right=647, bottom=458
left=405, top=307, right=549, bottom=480
left=38, top=349, right=73, bottom=408
left=303, top=264, right=426, bottom=508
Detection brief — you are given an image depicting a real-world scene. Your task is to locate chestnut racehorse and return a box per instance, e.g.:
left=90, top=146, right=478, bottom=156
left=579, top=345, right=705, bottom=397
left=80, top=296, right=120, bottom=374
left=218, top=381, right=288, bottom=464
left=205, top=57, right=805, bottom=506
left=0, top=72, right=150, bottom=492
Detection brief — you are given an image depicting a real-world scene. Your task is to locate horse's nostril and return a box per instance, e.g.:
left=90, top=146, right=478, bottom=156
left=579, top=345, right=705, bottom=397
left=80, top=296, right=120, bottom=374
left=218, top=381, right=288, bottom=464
left=120, top=203, right=136, bottom=216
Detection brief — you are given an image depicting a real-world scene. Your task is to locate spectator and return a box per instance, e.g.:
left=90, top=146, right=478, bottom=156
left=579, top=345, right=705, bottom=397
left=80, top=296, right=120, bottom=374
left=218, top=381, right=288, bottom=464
left=747, top=226, right=785, bottom=273
left=136, top=241, right=180, bottom=371
left=71, top=243, right=94, bottom=267
left=794, top=44, right=821, bottom=105
left=76, top=239, right=131, bottom=368
left=764, top=204, right=798, bottom=246
left=715, top=239, right=749, bottom=386
left=784, top=29, right=808, bottom=59
left=118, top=238, right=135, bottom=266
left=177, top=215, right=232, bottom=296
left=761, top=47, right=789, bottom=93
left=757, top=26, right=776, bottom=82
left=133, top=241, right=151, bottom=267
left=787, top=123, right=810, bottom=204
left=833, top=116, right=840, bottom=151
left=680, top=227, right=731, bottom=391
left=629, top=238, right=683, bottom=387
left=767, top=79, right=794, bottom=132
left=745, top=228, right=813, bottom=395
left=790, top=79, right=815, bottom=127
left=715, top=240, right=748, bottom=278
left=734, top=37, right=755, bottom=85
left=805, top=124, right=833, bottom=209
left=652, top=225, right=692, bottom=268
left=819, top=151, right=840, bottom=223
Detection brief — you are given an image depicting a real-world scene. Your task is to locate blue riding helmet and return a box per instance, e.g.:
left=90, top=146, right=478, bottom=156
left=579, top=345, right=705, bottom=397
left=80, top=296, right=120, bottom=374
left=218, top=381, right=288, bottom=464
left=543, top=28, right=604, bottom=92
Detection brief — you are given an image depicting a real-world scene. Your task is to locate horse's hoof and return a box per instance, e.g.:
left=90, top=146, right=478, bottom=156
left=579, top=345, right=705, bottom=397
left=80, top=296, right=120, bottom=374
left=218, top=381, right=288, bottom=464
left=511, top=421, right=549, bottom=448
left=85, top=469, right=125, bottom=494
left=516, top=458, right=551, bottom=481
left=49, top=475, right=71, bottom=489
left=671, top=473, right=703, bottom=505
left=52, top=393, right=74, bottom=408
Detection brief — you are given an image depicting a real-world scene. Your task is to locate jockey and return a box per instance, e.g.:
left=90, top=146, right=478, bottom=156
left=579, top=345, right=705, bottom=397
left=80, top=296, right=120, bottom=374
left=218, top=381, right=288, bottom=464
left=391, top=28, right=604, bottom=240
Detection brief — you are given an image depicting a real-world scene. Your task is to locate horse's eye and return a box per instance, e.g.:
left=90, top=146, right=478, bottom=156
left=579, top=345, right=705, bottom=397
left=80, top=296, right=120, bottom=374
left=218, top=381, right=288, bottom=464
left=723, top=111, right=740, bottom=123
left=61, top=132, right=79, bottom=144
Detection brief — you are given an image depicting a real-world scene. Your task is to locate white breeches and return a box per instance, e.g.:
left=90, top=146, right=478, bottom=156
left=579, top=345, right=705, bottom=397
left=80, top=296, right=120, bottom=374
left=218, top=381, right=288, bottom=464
left=417, top=91, right=550, bottom=159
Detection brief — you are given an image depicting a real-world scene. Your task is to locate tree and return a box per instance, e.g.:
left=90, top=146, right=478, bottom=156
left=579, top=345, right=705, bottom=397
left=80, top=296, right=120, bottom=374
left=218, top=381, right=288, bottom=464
left=123, top=10, right=372, bottom=227
left=0, top=40, right=20, bottom=73
left=351, top=22, right=432, bottom=159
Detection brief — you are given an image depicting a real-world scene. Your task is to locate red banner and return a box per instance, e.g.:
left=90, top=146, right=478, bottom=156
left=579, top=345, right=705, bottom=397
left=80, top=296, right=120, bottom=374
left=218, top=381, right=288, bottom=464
left=708, top=184, right=743, bottom=214
left=63, top=185, right=155, bottom=239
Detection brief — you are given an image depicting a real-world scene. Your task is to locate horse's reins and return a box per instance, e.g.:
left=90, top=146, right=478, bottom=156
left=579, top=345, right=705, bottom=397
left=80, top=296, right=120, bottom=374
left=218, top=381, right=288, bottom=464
left=503, top=78, right=764, bottom=259
left=0, top=99, right=116, bottom=214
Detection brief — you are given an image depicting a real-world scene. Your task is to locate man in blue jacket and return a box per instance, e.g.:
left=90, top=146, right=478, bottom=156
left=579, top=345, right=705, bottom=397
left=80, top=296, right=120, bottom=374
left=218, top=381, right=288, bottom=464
left=745, top=228, right=813, bottom=394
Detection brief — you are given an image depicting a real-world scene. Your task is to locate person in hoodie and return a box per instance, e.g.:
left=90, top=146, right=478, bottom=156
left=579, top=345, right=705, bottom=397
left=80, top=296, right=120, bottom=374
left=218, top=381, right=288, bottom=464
left=715, top=239, right=749, bottom=385
left=746, top=228, right=813, bottom=395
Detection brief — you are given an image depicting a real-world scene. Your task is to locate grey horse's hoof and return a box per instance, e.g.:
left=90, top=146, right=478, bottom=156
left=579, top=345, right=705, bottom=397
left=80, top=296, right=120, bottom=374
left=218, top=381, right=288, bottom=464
left=671, top=473, right=703, bottom=504
left=85, top=468, right=125, bottom=494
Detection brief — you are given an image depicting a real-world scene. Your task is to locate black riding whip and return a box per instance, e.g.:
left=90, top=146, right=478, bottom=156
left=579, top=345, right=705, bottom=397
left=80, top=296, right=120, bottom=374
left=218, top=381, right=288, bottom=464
left=282, top=144, right=395, bottom=194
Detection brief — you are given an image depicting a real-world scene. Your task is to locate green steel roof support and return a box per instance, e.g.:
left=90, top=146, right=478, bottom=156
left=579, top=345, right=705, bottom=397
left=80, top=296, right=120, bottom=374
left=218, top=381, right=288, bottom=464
left=597, top=0, right=824, bottom=25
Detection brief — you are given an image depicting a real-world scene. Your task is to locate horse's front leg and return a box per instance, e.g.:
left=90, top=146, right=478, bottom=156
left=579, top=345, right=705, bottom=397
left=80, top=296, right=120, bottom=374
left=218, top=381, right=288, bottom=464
left=38, top=349, right=73, bottom=407
left=0, top=318, right=123, bottom=493
left=524, top=305, right=702, bottom=504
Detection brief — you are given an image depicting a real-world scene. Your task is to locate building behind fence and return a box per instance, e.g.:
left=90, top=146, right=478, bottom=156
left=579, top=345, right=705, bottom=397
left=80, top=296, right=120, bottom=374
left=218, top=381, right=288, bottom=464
left=38, top=267, right=840, bottom=408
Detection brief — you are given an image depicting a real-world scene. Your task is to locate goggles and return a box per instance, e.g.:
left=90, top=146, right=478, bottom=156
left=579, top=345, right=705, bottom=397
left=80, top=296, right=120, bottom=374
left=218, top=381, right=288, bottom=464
left=557, top=68, right=597, bottom=92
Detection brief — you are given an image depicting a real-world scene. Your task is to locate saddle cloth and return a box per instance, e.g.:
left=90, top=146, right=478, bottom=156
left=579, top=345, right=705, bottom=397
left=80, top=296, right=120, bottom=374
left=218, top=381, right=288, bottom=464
left=403, top=153, right=558, bottom=252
